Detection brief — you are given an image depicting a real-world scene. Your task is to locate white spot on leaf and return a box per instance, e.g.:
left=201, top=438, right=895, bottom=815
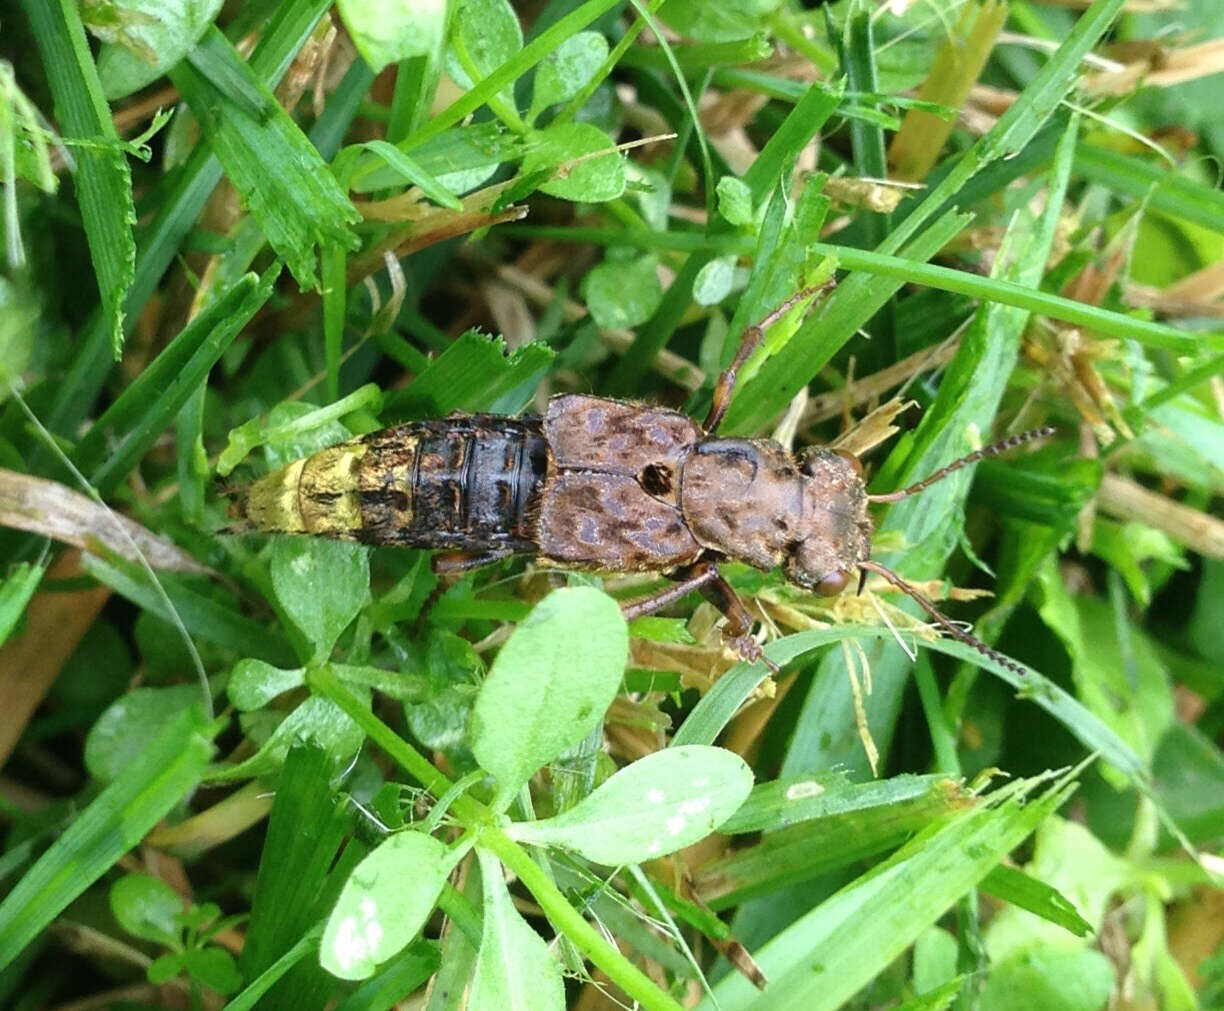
left=646, top=788, right=665, bottom=804
left=679, top=796, right=711, bottom=816
left=786, top=780, right=825, bottom=801
left=665, top=814, right=686, bottom=835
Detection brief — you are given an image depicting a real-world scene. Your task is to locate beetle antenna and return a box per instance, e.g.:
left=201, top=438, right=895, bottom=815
left=866, top=426, right=1055, bottom=504
left=858, top=560, right=1027, bottom=677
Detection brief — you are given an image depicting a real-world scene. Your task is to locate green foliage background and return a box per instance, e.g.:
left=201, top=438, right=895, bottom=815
left=0, top=0, right=1223, bottom=1008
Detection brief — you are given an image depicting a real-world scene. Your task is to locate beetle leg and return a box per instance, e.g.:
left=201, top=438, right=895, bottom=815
left=703, top=280, right=837, bottom=434
left=620, top=561, right=722, bottom=620
left=430, top=548, right=515, bottom=573
left=694, top=571, right=779, bottom=674
left=621, top=562, right=778, bottom=672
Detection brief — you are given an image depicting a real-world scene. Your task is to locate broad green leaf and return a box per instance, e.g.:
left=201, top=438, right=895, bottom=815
left=109, top=874, right=182, bottom=948
left=92, top=0, right=225, bottom=99
left=269, top=538, right=370, bottom=661
left=978, top=947, right=1115, bottom=1011
left=85, top=685, right=203, bottom=783
left=693, top=255, right=736, bottom=306
left=528, top=31, right=608, bottom=122
left=508, top=746, right=753, bottom=864
left=521, top=122, right=625, bottom=203
left=470, top=587, right=627, bottom=808
left=217, top=693, right=368, bottom=780
left=582, top=255, right=662, bottom=329
left=181, top=945, right=243, bottom=994
left=661, top=0, right=784, bottom=43
left=321, top=831, right=457, bottom=980
left=716, top=175, right=754, bottom=227
left=469, top=850, right=565, bottom=1011
left=444, top=0, right=522, bottom=112
left=338, top=0, right=446, bottom=74
left=227, top=659, right=305, bottom=711
left=0, top=707, right=214, bottom=971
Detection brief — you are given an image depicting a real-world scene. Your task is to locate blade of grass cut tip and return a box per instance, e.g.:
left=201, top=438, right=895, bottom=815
left=383, top=331, right=554, bottom=421
left=0, top=706, right=215, bottom=972
left=695, top=772, right=1077, bottom=1011
left=22, top=0, right=135, bottom=358
left=39, top=0, right=333, bottom=441
left=72, top=267, right=277, bottom=497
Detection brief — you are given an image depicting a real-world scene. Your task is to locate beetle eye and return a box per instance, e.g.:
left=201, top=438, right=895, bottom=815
left=832, top=449, right=863, bottom=477
left=814, top=570, right=851, bottom=597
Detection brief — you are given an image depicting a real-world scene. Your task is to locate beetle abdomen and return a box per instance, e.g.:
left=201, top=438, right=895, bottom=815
left=239, top=415, right=548, bottom=552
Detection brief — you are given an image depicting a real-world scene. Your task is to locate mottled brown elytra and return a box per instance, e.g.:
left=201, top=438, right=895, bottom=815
left=234, top=284, right=1052, bottom=673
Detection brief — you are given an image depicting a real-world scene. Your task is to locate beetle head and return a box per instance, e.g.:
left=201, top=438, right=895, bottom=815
left=784, top=447, right=872, bottom=595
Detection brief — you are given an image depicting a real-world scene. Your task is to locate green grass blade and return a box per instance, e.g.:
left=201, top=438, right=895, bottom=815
left=1075, top=142, right=1224, bottom=236
left=80, top=552, right=296, bottom=667
left=170, top=28, right=360, bottom=290
left=22, top=0, right=135, bottom=357
left=723, top=208, right=972, bottom=433
left=696, top=774, right=1077, bottom=1010
left=72, top=268, right=276, bottom=496
left=41, top=0, right=333, bottom=438
left=0, top=706, right=215, bottom=971
left=807, top=241, right=1213, bottom=355
left=383, top=332, right=554, bottom=420
left=673, top=626, right=1146, bottom=787
left=240, top=745, right=353, bottom=992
